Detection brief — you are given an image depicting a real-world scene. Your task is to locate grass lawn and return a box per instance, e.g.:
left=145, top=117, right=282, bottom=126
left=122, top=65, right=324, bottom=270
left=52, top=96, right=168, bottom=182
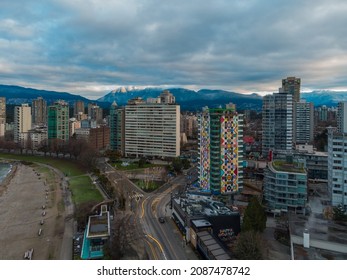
left=114, top=161, right=165, bottom=171
left=0, top=153, right=103, bottom=206
left=0, top=153, right=86, bottom=176
left=69, top=176, right=103, bottom=205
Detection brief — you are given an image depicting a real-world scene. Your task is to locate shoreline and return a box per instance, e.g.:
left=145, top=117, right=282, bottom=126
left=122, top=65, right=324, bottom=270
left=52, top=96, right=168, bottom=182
left=0, top=162, right=18, bottom=197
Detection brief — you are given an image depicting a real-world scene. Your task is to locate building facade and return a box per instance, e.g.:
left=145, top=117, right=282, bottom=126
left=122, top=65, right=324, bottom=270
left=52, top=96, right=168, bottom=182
left=294, top=145, right=328, bottom=180
left=28, top=126, right=47, bottom=150
left=262, top=90, right=293, bottom=157
left=264, top=158, right=307, bottom=213
left=337, top=101, right=347, bottom=133
left=48, top=100, right=69, bottom=146
left=0, top=97, right=5, bottom=138
left=328, top=127, right=347, bottom=209
left=32, top=97, right=47, bottom=126
left=109, top=102, right=125, bottom=155
left=282, top=76, right=301, bottom=102
left=88, top=103, right=103, bottom=124
left=74, top=100, right=85, bottom=117
left=14, top=103, right=32, bottom=146
left=294, top=100, right=314, bottom=145
left=159, top=90, right=176, bottom=104
left=181, top=113, right=198, bottom=139
left=124, top=93, right=180, bottom=159
left=89, top=126, right=110, bottom=150
left=198, top=106, right=243, bottom=195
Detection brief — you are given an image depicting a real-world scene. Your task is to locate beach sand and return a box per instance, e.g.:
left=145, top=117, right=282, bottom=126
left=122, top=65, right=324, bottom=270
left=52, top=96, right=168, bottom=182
left=0, top=163, right=65, bottom=260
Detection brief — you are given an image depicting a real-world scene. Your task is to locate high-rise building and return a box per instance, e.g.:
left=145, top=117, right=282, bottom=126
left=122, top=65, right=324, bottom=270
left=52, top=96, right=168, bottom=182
left=124, top=91, right=180, bottom=158
left=180, top=113, right=198, bottom=139
left=337, top=101, right=347, bottom=133
left=282, top=76, right=301, bottom=102
left=0, top=97, right=5, bottom=119
left=328, top=103, right=347, bottom=209
left=74, top=100, right=85, bottom=117
left=262, top=89, right=293, bottom=157
left=109, top=102, right=125, bottom=155
left=88, top=103, right=103, bottom=124
left=294, top=100, right=314, bottom=145
left=160, top=90, right=176, bottom=104
left=48, top=100, right=69, bottom=146
left=32, top=97, right=47, bottom=126
left=14, top=104, right=32, bottom=146
left=328, top=127, right=347, bottom=209
left=198, top=106, right=243, bottom=195
left=0, top=97, right=6, bottom=138
left=318, top=105, right=328, bottom=121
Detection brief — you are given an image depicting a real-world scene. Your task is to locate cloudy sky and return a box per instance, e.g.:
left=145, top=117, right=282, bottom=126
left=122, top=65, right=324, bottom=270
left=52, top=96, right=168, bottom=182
left=1, top=0, right=347, bottom=99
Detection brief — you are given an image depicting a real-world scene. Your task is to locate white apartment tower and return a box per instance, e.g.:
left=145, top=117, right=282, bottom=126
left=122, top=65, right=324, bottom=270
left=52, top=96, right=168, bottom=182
left=124, top=91, right=180, bottom=159
left=14, top=104, right=32, bottom=146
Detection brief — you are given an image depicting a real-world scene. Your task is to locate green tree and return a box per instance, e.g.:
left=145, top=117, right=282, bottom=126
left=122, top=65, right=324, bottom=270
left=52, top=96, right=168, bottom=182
left=233, top=230, right=264, bottom=260
left=242, top=196, right=267, bottom=233
left=333, top=204, right=347, bottom=222
left=182, top=158, right=191, bottom=169
left=172, top=157, right=183, bottom=173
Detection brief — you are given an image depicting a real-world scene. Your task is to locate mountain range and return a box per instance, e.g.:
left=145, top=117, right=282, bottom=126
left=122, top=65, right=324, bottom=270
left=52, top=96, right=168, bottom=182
left=1, top=84, right=347, bottom=111
left=97, top=87, right=263, bottom=111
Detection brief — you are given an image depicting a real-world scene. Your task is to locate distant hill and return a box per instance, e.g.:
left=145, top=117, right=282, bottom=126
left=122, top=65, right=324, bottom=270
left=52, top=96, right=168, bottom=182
left=98, top=87, right=263, bottom=111
left=0, top=84, right=93, bottom=106
left=301, top=90, right=347, bottom=107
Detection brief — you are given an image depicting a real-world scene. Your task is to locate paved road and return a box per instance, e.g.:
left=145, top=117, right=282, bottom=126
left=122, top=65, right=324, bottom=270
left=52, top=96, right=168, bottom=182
left=140, top=169, right=199, bottom=260
left=98, top=159, right=199, bottom=260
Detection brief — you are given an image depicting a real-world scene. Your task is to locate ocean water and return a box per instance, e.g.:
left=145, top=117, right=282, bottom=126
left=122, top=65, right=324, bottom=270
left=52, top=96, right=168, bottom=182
left=0, top=162, right=12, bottom=184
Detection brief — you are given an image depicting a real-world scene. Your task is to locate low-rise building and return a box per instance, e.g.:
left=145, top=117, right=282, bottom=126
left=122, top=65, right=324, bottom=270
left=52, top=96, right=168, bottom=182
left=81, top=205, right=110, bottom=260
left=28, top=126, right=47, bottom=150
left=264, top=157, right=308, bottom=214
left=294, top=145, right=328, bottom=180
left=171, top=194, right=240, bottom=259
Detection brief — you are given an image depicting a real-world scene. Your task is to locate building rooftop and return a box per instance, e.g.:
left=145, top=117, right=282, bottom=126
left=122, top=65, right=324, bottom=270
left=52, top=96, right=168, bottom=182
left=271, top=160, right=306, bottom=174
left=86, top=212, right=110, bottom=238
left=191, top=219, right=212, bottom=228
left=197, top=231, right=231, bottom=260
left=173, top=195, right=238, bottom=217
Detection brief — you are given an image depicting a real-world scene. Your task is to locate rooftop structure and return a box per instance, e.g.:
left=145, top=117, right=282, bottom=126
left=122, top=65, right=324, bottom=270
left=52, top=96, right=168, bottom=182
left=86, top=212, right=110, bottom=238
left=271, top=159, right=306, bottom=174
left=81, top=206, right=110, bottom=260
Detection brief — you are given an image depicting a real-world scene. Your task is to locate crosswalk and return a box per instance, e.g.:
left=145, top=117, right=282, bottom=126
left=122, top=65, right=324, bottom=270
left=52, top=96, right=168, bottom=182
left=129, top=193, right=144, bottom=201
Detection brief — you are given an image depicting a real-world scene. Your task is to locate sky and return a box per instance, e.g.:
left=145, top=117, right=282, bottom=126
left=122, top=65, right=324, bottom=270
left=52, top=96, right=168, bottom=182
left=1, top=0, right=347, bottom=99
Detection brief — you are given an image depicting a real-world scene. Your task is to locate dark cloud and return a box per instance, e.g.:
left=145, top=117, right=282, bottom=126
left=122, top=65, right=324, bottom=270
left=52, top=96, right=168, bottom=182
left=1, top=0, right=347, bottom=98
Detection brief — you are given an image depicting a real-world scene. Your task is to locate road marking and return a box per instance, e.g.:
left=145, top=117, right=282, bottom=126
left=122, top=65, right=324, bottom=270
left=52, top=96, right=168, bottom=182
left=144, top=239, right=158, bottom=260
left=146, top=234, right=167, bottom=259
left=141, top=196, right=150, bottom=219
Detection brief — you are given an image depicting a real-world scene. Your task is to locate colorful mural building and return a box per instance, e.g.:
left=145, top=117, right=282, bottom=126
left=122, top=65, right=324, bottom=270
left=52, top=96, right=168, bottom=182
left=198, top=105, right=244, bottom=195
